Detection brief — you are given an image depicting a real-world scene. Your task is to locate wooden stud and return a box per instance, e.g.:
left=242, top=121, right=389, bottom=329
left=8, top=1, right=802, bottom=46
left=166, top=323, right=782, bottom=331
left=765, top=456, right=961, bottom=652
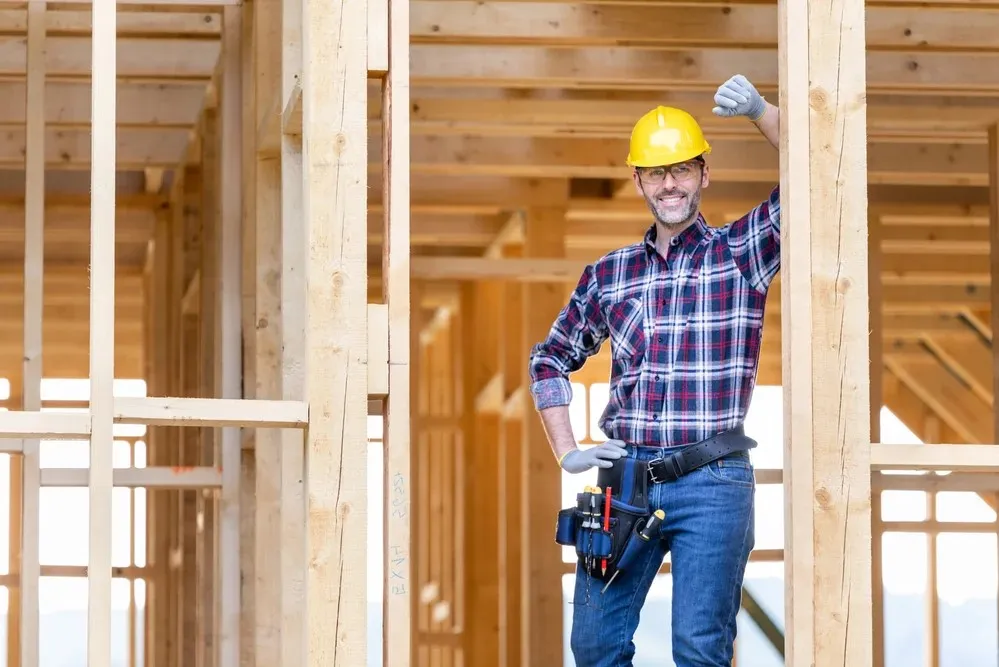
left=989, top=122, right=999, bottom=446
left=778, top=1, right=872, bottom=665
left=18, top=4, right=45, bottom=666
left=219, top=7, right=244, bottom=667
left=380, top=0, right=412, bottom=656
left=87, top=0, right=117, bottom=660
left=302, top=0, right=369, bottom=656
left=252, top=0, right=283, bottom=662
left=280, top=0, right=306, bottom=661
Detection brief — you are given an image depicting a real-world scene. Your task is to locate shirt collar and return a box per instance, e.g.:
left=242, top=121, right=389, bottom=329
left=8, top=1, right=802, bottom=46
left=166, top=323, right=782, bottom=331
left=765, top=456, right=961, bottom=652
left=643, top=214, right=710, bottom=257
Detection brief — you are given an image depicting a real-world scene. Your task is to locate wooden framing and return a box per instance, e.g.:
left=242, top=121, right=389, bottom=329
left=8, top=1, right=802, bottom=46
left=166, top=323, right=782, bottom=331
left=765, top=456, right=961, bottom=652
left=0, top=0, right=409, bottom=660
left=0, top=0, right=998, bottom=666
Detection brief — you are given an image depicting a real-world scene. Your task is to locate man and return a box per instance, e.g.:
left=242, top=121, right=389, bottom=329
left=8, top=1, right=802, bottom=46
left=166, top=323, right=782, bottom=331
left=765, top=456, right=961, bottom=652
left=528, top=74, right=780, bottom=666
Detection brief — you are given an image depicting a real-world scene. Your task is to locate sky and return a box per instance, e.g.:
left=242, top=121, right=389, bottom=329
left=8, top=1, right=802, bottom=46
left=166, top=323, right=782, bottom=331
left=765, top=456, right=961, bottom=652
left=0, top=377, right=148, bottom=618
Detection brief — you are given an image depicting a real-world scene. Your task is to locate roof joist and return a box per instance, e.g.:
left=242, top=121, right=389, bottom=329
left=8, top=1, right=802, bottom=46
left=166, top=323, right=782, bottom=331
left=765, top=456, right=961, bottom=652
left=409, top=44, right=999, bottom=95
left=411, top=2, right=999, bottom=53
left=365, top=134, right=992, bottom=185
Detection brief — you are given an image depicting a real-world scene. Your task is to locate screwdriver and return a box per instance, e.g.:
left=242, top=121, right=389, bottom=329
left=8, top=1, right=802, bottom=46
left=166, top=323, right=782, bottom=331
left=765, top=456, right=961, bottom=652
left=601, top=509, right=665, bottom=593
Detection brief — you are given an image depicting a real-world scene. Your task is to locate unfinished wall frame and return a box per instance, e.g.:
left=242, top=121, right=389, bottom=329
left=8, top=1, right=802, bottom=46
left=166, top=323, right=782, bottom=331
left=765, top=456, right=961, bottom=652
left=0, top=0, right=410, bottom=663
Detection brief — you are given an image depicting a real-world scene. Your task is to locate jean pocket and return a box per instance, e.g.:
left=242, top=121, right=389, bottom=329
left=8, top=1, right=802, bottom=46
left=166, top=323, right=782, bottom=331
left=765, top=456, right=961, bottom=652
left=704, top=457, right=755, bottom=488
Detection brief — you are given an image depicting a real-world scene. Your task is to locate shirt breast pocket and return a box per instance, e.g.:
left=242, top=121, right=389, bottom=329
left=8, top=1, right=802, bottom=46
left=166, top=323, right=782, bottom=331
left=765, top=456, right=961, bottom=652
left=607, top=297, right=646, bottom=361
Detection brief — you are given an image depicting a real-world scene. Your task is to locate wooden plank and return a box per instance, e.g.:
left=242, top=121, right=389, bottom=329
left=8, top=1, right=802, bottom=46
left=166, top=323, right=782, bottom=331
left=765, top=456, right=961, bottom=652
left=411, top=2, right=999, bottom=53
left=0, top=9, right=223, bottom=36
left=114, top=396, right=307, bottom=427
left=871, top=443, right=999, bottom=471
left=367, top=0, right=388, bottom=74
left=0, top=36, right=219, bottom=80
left=778, top=1, right=872, bottom=666
left=302, top=0, right=369, bottom=654
left=520, top=195, right=567, bottom=666
left=218, top=8, right=243, bottom=667
left=279, top=0, right=305, bottom=660
left=87, top=0, right=117, bottom=661
left=379, top=0, right=412, bottom=649
left=19, top=4, right=44, bottom=667
left=252, top=0, right=284, bottom=662
left=402, top=93, right=999, bottom=143
left=40, top=466, right=223, bottom=487
left=408, top=44, right=999, bottom=95
left=378, top=135, right=993, bottom=186
left=989, top=123, right=999, bottom=444
left=0, top=79, right=205, bottom=127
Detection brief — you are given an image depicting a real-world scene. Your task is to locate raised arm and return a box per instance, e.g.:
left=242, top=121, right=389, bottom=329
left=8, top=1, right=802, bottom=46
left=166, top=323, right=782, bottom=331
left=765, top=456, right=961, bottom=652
left=712, top=74, right=779, bottom=150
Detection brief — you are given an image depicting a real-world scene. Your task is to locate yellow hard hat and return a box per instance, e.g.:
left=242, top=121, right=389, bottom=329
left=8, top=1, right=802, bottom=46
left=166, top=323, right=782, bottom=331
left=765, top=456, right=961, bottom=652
left=625, top=106, right=711, bottom=168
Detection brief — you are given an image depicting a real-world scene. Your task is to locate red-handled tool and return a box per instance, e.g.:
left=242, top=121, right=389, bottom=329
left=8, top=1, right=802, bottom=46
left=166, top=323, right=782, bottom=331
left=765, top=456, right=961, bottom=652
left=601, top=486, right=612, bottom=575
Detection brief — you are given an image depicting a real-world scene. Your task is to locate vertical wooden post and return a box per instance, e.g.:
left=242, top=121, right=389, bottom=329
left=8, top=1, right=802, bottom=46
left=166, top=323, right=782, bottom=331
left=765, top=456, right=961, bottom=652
left=20, top=3, right=44, bottom=666
left=869, top=216, right=885, bottom=667
left=88, top=0, right=117, bottom=661
left=778, top=1, right=872, bottom=665
left=988, top=123, right=999, bottom=444
left=380, top=0, right=412, bottom=651
left=219, top=7, right=244, bottom=667
left=460, top=281, right=501, bottom=665
left=520, top=197, right=568, bottom=667
left=302, top=0, right=369, bottom=656
left=238, top=7, right=257, bottom=667
left=280, top=0, right=306, bottom=663
left=252, top=0, right=284, bottom=662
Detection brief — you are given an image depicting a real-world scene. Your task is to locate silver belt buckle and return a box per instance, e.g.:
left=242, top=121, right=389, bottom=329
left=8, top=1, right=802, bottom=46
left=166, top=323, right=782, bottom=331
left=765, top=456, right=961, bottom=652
left=647, top=455, right=664, bottom=484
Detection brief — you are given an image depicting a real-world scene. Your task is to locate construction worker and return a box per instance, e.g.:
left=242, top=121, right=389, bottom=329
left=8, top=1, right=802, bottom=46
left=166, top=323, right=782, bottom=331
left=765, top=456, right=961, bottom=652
left=529, top=74, right=780, bottom=666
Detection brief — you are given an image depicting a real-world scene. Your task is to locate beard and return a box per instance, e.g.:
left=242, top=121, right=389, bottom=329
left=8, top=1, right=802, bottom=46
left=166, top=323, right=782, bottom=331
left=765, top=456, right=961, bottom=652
left=644, top=186, right=701, bottom=230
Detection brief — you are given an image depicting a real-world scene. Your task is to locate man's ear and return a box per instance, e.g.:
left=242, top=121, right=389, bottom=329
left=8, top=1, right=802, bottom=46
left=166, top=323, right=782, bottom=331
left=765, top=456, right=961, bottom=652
left=632, top=169, right=644, bottom=196
left=700, top=163, right=710, bottom=189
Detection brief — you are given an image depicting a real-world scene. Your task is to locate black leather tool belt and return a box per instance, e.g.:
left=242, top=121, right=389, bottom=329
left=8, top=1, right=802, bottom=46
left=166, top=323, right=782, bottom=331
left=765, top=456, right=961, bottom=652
left=552, top=426, right=757, bottom=584
left=644, top=425, right=756, bottom=484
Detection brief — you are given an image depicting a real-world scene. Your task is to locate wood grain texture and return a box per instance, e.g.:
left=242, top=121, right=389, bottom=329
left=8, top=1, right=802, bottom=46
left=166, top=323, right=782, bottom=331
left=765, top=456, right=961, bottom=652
left=779, top=0, right=873, bottom=665
left=302, top=0, right=369, bottom=658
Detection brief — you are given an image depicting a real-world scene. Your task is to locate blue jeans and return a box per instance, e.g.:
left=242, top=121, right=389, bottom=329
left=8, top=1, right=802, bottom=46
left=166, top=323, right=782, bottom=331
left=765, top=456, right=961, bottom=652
left=569, top=443, right=756, bottom=666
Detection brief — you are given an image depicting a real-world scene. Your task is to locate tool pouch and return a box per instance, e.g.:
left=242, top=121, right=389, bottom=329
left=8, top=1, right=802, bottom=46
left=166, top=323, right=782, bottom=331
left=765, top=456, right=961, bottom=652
left=552, top=455, right=657, bottom=581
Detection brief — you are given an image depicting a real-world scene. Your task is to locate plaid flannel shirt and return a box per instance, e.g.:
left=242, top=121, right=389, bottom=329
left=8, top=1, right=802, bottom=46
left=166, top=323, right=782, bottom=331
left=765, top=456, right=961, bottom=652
left=528, top=185, right=781, bottom=449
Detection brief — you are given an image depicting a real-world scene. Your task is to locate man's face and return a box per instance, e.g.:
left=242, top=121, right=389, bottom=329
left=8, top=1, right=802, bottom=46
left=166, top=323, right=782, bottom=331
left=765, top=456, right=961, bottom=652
left=631, top=159, right=709, bottom=229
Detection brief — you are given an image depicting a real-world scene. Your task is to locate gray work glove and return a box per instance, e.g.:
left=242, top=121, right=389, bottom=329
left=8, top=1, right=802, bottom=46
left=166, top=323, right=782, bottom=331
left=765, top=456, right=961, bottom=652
left=559, top=439, right=628, bottom=474
left=712, top=74, right=766, bottom=121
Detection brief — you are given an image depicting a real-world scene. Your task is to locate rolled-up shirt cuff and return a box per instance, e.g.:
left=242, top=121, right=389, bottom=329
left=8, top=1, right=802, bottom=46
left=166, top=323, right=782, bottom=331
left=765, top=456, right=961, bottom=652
left=530, top=377, right=573, bottom=410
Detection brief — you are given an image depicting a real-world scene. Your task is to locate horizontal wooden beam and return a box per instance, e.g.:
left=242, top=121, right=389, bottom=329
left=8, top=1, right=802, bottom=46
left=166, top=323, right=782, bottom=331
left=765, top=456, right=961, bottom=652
left=39, top=466, right=223, bottom=488
left=0, top=36, right=219, bottom=81
left=412, top=2, right=999, bottom=54
left=403, top=92, right=999, bottom=144
left=872, top=443, right=999, bottom=471
left=374, top=135, right=989, bottom=185
left=537, top=0, right=999, bottom=8
left=0, top=81, right=205, bottom=127
left=0, top=9, right=223, bottom=36
left=114, top=397, right=309, bottom=428
left=273, top=96, right=996, bottom=184
left=0, top=410, right=90, bottom=437
left=0, top=127, right=192, bottom=168
left=409, top=45, right=999, bottom=95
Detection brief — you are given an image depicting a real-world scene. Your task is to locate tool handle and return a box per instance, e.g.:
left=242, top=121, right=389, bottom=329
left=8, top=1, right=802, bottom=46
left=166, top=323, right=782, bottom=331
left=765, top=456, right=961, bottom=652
left=639, top=509, right=665, bottom=541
